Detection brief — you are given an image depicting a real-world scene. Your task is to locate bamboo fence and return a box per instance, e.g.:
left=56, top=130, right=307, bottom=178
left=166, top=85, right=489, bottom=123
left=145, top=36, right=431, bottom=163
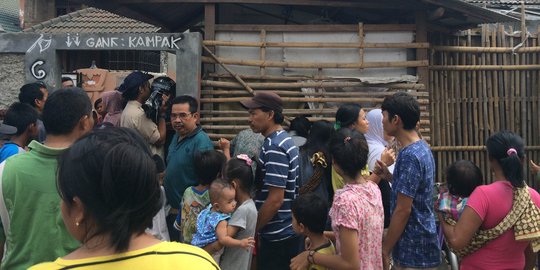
left=430, top=24, right=540, bottom=188
left=200, top=23, right=430, bottom=142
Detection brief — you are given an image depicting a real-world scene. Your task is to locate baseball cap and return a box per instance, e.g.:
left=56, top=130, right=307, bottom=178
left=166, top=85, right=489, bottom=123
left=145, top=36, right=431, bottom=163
left=0, top=122, right=17, bottom=135
left=240, top=91, right=283, bottom=113
left=118, top=71, right=154, bottom=93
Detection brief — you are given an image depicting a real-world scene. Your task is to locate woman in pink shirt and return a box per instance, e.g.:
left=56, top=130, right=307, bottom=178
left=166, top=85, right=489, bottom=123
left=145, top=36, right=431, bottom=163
left=440, top=131, right=540, bottom=269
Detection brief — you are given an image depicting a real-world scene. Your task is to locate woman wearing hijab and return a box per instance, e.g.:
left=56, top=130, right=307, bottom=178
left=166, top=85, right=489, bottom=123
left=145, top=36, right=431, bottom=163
left=101, top=90, right=124, bottom=127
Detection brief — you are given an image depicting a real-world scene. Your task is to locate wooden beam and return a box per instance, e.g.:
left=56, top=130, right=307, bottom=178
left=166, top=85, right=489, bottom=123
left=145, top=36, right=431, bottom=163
left=112, top=0, right=416, bottom=9
left=202, top=40, right=430, bottom=48
left=201, top=80, right=426, bottom=90
left=215, top=24, right=417, bottom=32
left=202, top=45, right=255, bottom=95
left=202, top=56, right=428, bottom=68
left=432, top=46, right=540, bottom=53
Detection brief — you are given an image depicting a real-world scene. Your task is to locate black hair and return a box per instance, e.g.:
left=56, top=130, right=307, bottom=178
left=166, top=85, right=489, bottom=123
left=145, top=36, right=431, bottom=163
left=292, top=193, right=328, bottom=234
left=290, top=116, right=311, bottom=138
left=170, top=95, right=198, bottom=113
left=194, top=150, right=226, bottom=186
left=19, top=83, right=45, bottom=108
left=4, top=102, right=38, bottom=136
left=486, top=131, right=525, bottom=188
left=329, top=128, right=368, bottom=180
left=222, top=157, right=254, bottom=195
left=42, top=87, right=92, bottom=136
left=301, top=120, right=334, bottom=157
left=62, top=77, right=74, bottom=83
left=152, top=154, right=166, bottom=173
left=121, top=86, right=140, bottom=101
left=209, top=178, right=233, bottom=203
left=446, top=160, right=483, bottom=197
left=335, top=104, right=361, bottom=129
left=260, top=107, right=284, bottom=124
left=57, top=127, right=161, bottom=252
left=94, top=98, right=103, bottom=110
left=381, top=92, right=419, bottom=130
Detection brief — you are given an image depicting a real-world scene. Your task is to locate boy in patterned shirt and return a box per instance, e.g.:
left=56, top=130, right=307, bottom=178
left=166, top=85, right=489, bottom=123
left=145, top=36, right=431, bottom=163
left=174, top=150, right=226, bottom=243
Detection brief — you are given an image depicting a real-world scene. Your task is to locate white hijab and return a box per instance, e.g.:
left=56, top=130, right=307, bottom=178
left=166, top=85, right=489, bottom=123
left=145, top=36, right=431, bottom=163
left=365, top=109, right=394, bottom=173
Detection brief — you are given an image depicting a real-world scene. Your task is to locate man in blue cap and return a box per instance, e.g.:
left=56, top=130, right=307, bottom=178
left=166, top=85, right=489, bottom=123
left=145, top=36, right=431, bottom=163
left=119, top=71, right=168, bottom=158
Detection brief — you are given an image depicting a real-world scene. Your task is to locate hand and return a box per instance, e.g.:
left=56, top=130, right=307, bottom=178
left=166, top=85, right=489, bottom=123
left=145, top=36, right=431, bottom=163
left=381, top=147, right=396, bottom=166
left=159, top=94, right=170, bottom=114
left=218, top=138, right=230, bottom=150
left=530, top=160, right=540, bottom=174
left=374, top=160, right=392, bottom=181
left=240, top=237, right=255, bottom=250
left=290, top=251, right=309, bottom=270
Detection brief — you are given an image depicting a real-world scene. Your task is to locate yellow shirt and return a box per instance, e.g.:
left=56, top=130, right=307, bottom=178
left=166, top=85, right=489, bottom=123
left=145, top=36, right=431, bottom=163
left=309, top=241, right=336, bottom=270
left=331, top=165, right=370, bottom=192
left=29, top=242, right=220, bottom=270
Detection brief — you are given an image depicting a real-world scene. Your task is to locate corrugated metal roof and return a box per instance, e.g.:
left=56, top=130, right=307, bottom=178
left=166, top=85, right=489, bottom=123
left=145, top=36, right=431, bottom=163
left=23, top=7, right=160, bottom=33
left=0, top=0, right=21, bottom=32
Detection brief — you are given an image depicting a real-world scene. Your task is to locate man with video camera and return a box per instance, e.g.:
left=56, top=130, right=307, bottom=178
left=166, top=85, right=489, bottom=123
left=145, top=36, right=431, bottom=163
left=119, top=71, right=170, bottom=158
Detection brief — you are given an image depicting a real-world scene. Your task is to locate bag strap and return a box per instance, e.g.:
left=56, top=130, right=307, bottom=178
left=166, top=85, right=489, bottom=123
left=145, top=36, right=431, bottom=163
left=299, top=152, right=327, bottom=195
left=449, top=186, right=527, bottom=257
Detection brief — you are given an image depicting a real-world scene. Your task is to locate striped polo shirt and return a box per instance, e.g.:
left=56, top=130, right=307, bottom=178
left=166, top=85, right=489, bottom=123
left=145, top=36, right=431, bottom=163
left=255, top=130, right=299, bottom=242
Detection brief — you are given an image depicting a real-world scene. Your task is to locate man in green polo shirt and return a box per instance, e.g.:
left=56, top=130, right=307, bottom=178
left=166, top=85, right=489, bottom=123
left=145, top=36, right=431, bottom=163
left=163, top=95, right=213, bottom=242
left=0, top=88, right=94, bottom=270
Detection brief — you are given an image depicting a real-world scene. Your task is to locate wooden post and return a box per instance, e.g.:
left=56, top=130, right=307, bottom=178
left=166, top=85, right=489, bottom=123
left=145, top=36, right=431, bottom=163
left=521, top=1, right=527, bottom=43
left=416, top=11, right=429, bottom=141
left=260, top=29, right=266, bottom=76
left=358, top=23, right=364, bottom=67
left=203, top=3, right=216, bottom=111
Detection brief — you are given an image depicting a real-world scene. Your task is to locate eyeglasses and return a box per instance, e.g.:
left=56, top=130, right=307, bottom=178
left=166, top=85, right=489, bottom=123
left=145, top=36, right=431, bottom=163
left=170, top=112, right=193, bottom=120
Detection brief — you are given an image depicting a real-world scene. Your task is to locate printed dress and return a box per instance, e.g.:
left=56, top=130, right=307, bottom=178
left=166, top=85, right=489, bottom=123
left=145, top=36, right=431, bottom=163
left=329, top=181, right=384, bottom=269
left=191, top=205, right=230, bottom=248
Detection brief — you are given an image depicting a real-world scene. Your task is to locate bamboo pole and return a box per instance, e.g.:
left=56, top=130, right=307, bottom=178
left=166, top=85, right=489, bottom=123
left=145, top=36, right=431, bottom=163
left=201, top=109, right=339, bottom=115
left=260, top=29, right=266, bottom=76
left=431, top=145, right=540, bottom=151
left=202, top=40, right=430, bottom=49
left=208, top=73, right=333, bottom=81
left=201, top=96, right=429, bottom=104
left=202, top=45, right=255, bottom=95
left=358, top=23, right=364, bottom=67
left=201, top=80, right=426, bottom=89
left=432, top=46, right=540, bottom=53
left=202, top=56, right=428, bottom=69
left=521, top=1, right=527, bottom=43
left=199, top=116, right=335, bottom=122
left=429, top=64, right=540, bottom=70
left=492, top=26, right=499, bottom=134
left=201, top=90, right=430, bottom=97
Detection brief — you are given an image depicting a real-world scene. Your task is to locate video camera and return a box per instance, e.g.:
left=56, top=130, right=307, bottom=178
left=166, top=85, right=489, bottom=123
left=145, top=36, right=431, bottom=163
left=143, top=76, right=176, bottom=123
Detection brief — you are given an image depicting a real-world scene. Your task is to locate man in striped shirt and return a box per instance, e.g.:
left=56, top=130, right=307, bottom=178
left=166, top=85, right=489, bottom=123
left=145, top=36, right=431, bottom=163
left=241, top=92, right=303, bottom=270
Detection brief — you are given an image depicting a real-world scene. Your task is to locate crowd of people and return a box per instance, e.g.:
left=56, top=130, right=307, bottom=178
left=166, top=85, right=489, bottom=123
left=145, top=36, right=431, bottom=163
left=0, top=70, right=539, bottom=270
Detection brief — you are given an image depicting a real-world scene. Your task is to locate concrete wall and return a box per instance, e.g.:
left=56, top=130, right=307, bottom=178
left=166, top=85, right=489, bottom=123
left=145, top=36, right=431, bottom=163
left=0, top=53, right=25, bottom=110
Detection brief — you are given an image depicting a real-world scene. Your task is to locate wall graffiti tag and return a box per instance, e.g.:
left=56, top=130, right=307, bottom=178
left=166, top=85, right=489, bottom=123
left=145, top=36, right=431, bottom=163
left=63, top=34, right=183, bottom=49
left=1, top=32, right=200, bottom=97
left=30, top=60, right=46, bottom=79
left=27, top=34, right=52, bottom=53
left=65, top=33, right=81, bottom=47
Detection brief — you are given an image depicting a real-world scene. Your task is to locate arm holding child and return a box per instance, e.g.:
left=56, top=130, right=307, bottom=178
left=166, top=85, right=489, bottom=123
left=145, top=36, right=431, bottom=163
left=215, top=220, right=254, bottom=249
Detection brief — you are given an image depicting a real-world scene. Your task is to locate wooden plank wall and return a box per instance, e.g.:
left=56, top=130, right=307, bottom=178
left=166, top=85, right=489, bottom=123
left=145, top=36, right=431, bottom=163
left=430, top=24, right=540, bottom=189
left=200, top=23, right=430, bottom=142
